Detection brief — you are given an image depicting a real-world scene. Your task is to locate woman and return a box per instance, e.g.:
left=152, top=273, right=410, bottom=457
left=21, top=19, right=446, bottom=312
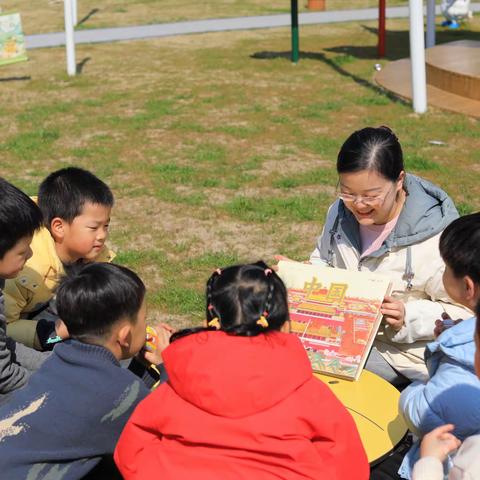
left=310, top=126, right=470, bottom=385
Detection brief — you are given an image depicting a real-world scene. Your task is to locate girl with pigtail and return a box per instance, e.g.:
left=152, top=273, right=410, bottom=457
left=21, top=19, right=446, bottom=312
left=115, top=261, right=369, bottom=480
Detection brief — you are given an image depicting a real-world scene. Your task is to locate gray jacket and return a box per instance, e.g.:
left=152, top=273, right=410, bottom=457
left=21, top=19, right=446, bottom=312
left=310, top=174, right=471, bottom=381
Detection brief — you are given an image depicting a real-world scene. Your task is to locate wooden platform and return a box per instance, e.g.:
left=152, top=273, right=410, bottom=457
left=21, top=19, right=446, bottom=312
left=375, top=40, right=480, bottom=117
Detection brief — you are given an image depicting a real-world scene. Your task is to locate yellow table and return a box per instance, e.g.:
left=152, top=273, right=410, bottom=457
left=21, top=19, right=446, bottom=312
left=315, top=370, right=408, bottom=464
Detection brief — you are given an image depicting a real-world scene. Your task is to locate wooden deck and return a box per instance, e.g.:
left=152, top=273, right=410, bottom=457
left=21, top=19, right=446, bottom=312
left=375, top=40, right=480, bottom=117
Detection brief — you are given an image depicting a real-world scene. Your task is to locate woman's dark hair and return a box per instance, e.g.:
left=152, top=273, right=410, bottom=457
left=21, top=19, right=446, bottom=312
left=439, top=212, right=480, bottom=283
left=337, top=126, right=404, bottom=181
left=56, top=262, right=145, bottom=340
left=170, top=261, right=289, bottom=343
left=0, top=178, right=43, bottom=259
left=38, top=167, right=114, bottom=228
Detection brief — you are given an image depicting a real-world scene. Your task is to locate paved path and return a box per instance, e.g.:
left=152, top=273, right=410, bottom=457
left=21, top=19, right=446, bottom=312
left=26, top=3, right=480, bottom=49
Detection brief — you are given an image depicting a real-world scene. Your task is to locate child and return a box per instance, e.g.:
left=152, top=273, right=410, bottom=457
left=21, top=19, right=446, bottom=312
left=398, top=213, right=480, bottom=479
left=4, top=167, right=115, bottom=350
left=0, top=262, right=166, bottom=479
left=0, top=178, right=50, bottom=405
left=114, top=262, right=369, bottom=480
left=441, top=0, right=471, bottom=28
left=412, top=299, right=480, bottom=480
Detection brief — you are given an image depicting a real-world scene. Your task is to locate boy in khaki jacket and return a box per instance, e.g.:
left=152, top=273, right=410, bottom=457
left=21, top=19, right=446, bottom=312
left=4, top=167, right=115, bottom=350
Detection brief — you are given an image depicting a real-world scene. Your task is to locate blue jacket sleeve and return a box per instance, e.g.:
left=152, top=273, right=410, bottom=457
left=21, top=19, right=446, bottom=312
left=400, top=359, right=480, bottom=439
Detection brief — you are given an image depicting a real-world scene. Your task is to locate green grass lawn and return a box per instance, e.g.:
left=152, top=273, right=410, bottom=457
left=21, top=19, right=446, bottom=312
left=3, top=0, right=409, bottom=34
left=1, top=16, right=478, bottom=329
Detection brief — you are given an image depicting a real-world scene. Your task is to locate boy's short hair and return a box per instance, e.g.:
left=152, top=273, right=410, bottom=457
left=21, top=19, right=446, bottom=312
left=439, top=212, right=480, bottom=283
left=0, top=178, right=43, bottom=259
left=38, top=167, right=114, bottom=227
left=56, top=263, right=145, bottom=340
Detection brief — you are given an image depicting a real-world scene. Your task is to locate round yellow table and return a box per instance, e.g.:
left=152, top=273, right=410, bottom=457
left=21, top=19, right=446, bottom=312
left=314, top=370, right=408, bottom=464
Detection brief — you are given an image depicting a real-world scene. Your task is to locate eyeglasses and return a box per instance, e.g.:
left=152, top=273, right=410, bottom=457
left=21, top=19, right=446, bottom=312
left=338, top=184, right=395, bottom=207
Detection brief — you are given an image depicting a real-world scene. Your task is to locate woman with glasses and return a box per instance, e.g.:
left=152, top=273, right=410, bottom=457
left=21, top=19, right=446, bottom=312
left=309, top=126, right=470, bottom=388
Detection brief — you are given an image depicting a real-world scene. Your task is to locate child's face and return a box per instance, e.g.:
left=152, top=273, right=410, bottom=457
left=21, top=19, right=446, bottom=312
left=0, top=235, right=33, bottom=279
left=60, top=202, right=111, bottom=263
left=442, top=264, right=468, bottom=307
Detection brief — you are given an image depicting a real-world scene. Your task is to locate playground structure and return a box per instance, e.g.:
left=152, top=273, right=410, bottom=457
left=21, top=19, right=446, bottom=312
left=376, top=39, right=480, bottom=117
left=290, top=0, right=479, bottom=115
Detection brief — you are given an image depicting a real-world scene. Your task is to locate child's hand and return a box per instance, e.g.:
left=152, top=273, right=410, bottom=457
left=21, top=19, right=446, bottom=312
left=434, top=312, right=462, bottom=337
left=381, top=296, right=406, bottom=331
left=142, top=324, right=175, bottom=365
left=420, top=424, right=461, bottom=462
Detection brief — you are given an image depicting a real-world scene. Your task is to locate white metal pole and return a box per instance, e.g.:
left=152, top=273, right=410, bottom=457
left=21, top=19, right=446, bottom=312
left=426, top=0, right=436, bottom=48
left=409, top=0, right=427, bottom=113
left=64, top=0, right=76, bottom=76
left=71, top=0, right=78, bottom=27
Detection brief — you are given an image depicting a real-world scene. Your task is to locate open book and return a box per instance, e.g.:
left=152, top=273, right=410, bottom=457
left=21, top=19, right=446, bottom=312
left=278, top=261, right=392, bottom=381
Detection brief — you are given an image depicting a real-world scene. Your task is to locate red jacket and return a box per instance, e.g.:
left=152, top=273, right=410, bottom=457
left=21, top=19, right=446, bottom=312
left=115, top=331, right=369, bottom=479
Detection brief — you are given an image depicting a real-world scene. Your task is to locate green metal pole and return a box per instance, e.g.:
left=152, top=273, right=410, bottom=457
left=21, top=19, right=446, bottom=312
left=291, top=0, right=299, bottom=63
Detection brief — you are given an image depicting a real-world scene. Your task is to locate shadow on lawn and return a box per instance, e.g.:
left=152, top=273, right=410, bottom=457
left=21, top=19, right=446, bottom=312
left=76, top=57, right=91, bottom=74
left=326, top=25, right=480, bottom=61
left=0, top=76, right=31, bottom=82
left=250, top=50, right=408, bottom=106
left=78, top=8, right=100, bottom=27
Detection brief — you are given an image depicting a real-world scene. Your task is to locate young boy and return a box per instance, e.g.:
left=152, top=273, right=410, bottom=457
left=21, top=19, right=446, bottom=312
left=412, top=300, right=480, bottom=480
left=4, top=167, right=115, bottom=350
left=398, top=213, right=480, bottom=479
left=0, top=178, right=50, bottom=404
left=0, top=262, right=165, bottom=479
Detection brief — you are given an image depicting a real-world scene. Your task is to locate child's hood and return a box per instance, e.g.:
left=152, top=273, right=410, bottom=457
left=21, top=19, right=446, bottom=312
left=162, top=330, right=313, bottom=418
left=426, top=317, right=476, bottom=374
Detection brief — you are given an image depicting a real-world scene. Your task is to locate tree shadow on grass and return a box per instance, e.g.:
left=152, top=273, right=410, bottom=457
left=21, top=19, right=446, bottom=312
left=78, top=8, right=100, bottom=27
left=0, top=76, right=31, bottom=82
left=325, top=24, right=480, bottom=61
left=250, top=50, right=408, bottom=106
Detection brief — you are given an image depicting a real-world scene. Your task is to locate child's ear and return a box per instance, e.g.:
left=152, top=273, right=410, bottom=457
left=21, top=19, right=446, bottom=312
left=464, top=276, right=477, bottom=301
left=117, top=323, right=132, bottom=349
left=50, top=217, right=66, bottom=241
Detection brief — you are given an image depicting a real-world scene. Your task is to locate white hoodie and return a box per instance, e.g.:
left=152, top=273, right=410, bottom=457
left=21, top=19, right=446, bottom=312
left=310, top=174, right=471, bottom=381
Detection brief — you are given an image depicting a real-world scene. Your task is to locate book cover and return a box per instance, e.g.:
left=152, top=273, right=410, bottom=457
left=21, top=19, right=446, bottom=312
left=278, top=261, right=391, bottom=381
left=0, top=13, right=28, bottom=67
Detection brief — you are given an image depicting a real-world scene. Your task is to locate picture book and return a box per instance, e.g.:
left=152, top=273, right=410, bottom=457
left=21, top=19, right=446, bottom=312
left=0, top=13, right=27, bottom=67
left=277, top=261, right=391, bottom=381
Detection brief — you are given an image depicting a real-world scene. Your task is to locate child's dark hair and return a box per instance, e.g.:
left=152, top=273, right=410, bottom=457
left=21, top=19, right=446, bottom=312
left=56, top=263, right=145, bottom=341
left=337, top=126, right=404, bottom=181
left=0, top=178, right=43, bottom=259
left=38, top=167, right=114, bottom=228
left=439, top=212, right=480, bottom=284
left=170, top=261, right=289, bottom=343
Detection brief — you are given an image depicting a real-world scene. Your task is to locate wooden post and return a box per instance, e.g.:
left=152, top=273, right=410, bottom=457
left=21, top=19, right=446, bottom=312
left=291, top=0, right=299, bottom=63
left=378, top=0, right=386, bottom=57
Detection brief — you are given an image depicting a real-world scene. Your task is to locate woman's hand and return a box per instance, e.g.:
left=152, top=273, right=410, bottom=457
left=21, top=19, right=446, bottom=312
left=420, top=424, right=461, bottom=462
left=381, top=296, right=406, bottom=331
left=272, top=255, right=294, bottom=271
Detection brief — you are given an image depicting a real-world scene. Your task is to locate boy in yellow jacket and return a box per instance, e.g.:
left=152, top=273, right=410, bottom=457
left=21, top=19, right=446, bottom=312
left=4, top=167, right=115, bottom=350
